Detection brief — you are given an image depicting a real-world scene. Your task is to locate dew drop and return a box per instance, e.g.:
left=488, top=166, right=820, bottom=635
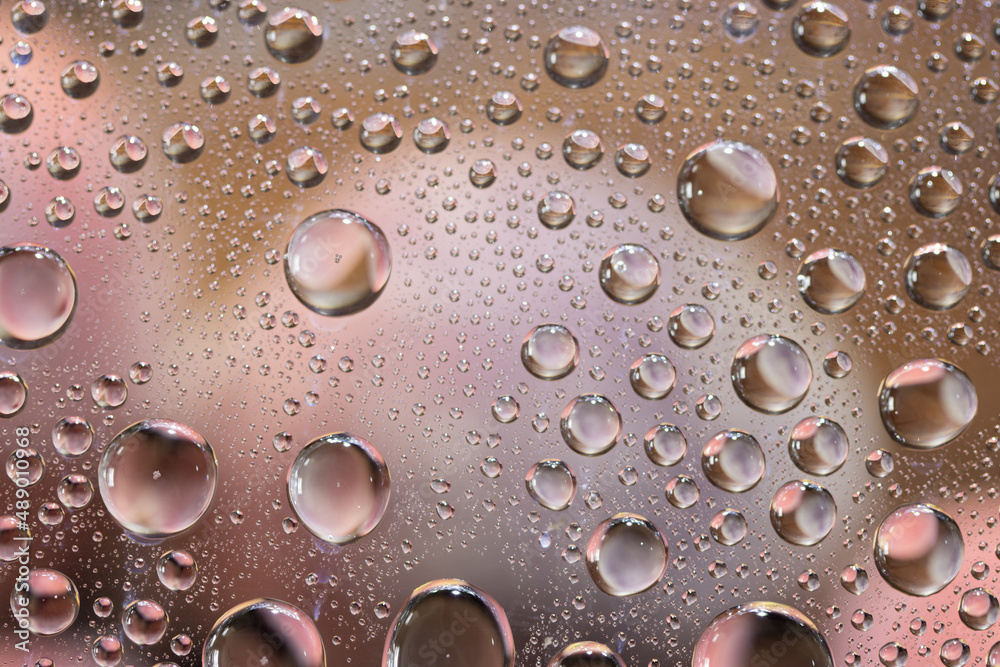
left=560, top=394, right=622, bottom=456
left=585, top=513, right=668, bottom=596
left=544, top=26, right=609, bottom=88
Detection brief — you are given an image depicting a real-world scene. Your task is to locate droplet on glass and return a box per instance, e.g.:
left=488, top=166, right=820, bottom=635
left=770, top=480, right=837, bottom=546
left=835, top=136, right=888, bottom=188
left=854, top=65, right=919, bottom=130
left=878, top=358, right=976, bottom=449
left=702, top=429, right=766, bottom=493
left=904, top=243, right=972, bottom=311
left=561, top=394, right=622, bottom=456
left=874, top=503, right=963, bottom=596
left=8, top=569, right=79, bottom=636
left=796, top=248, right=866, bottom=314
left=629, top=353, right=676, bottom=400
left=789, top=416, right=848, bottom=476
left=693, top=602, right=833, bottom=667
left=585, top=513, right=668, bottom=596
left=544, top=26, right=609, bottom=88
left=731, top=334, right=812, bottom=414
left=791, top=1, right=851, bottom=57
left=644, top=423, right=687, bottom=467
left=391, top=31, right=438, bottom=75
left=521, top=324, right=579, bottom=380
left=547, top=642, right=625, bottom=667
left=204, top=599, right=325, bottom=667
left=264, top=7, right=323, bottom=63
left=668, top=304, right=715, bottom=349
left=525, top=459, right=576, bottom=511
left=599, top=243, right=660, bottom=305
left=0, top=244, right=77, bottom=350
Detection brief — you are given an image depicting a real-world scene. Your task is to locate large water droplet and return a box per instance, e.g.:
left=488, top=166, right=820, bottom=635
left=731, top=334, right=812, bottom=414
left=521, top=324, right=579, bottom=380
left=391, top=31, right=438, bottom=75
left=854, top=65, right=919, bottom=130
left=693, top=602, right=833, bottom=667
left=796, top=248, right=866, bottom=314
left=547, top=642, right=625, bottom=667
left=413, top=117, right=450, bottom=153
left=0, top=93, right=32, bottom=133
left=562, top=129, right=604, bottom=170
left=122, top=599, right=168, bottom=645
left=60, top=61, right=99, bottom=98
left=909, top=166, right=962, bottom=218
left=789, top=416, right=848, bottom=476
left=360, top=113, right=403, bottom=154
left=265, top=8, right=322, bottom=63
left=525, top=459, right=576, bottom=511
left=543, top=26, right=609, bottom=88
left=836, top=136, right=888, bottom=188
left=0, top=244, right=77, bottom=350
left=204, top=599, right=325, bottom=667
left=9, top=569, right=79, bottom=636
left=287, top=432, right=390, bottom=545
left=791, top=1, right=851, bottom=56
left=99, top=419, right=218, bottom=538
left=598, top=243, right=660, bottom=304
left=560, top=394, right=622, bottom=456
left=283, top=209, right=391, bottom=317
left=668, top=304, right=715, bottom=349
left=710, top=509, right=748, bottom=545
left=383, top=580, right=514, bottom=667
left=878, top=358, right=977, bottom=449
left=161, top=122, right=205, bottom=163
left=904, top=243, right=971, bottom=311
left=629, top=353, right=676, bottom=400
left=677, top=140, right=778, bottom=240
left=875, top=503, right=963, bottom=596
left=52, top=416, right=94, bottom=458
left=770, top=480, right=837, bottom=546
left=0, top=371, right=27, bottom=418
left=585, top=513, right=667, bottom=596
left=156, top=550, right=197, bottom=591
left=702, top=429, right=766, bottom=493
left=644, top=423, right=687, bottom=467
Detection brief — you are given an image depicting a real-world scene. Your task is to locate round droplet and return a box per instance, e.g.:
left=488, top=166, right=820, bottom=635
left=693, top=602, right=833, bottom=667
left=110, top=135, right=149, bottom=173
left=47, top=147, right=81, bottom=180
left=383, top=580, right=514, bottom=667
left=599, top=243, right=660, bottom=305
left=562, top=129, right=604, bottom=170
left=157, top=550, right=197, bottom=591
left=723, top=2, right=761, bottom=40
left=731, top=334, right=812, bottom=414
left=11, top=0, right=49, bottom=33
left=904, top=243, right=971, bottom=310
left=60, top=61, right=99, bottom=99
left=391, top=31, right=438, bottom=75
left=0, top=515, right=31, bottom=561
left=917, top=0, right=953, bottom=21
left=629, top=353, right=676, bottom=400
left=585, top=513, right=667, bottom=596
left=792, top=2, right=851, bottom=57
left=186, top=15, right=218, bottom=47
left=710, top=509, right=748, bottom=546
left=561, top=394, right=622, bottom=456
left=0, top=93, right=33, bottom=133
left=665, top=475, right=700, bottom=508
left=287, top=432, right=390, bottom=545
left=854, top=65, right=919, bottom=130
left=538, top=191, right=576, bottom=229
left=521, top=324, right=579, bottom=380
left=248, top=114, right=277, bottom=143
left=91, top=374, right=127, bottom=409
left=92, top=636, right=123, bottom=667
left=796, top=248, right=866, bottom=314
left=668, top=304, right=715, bottom=349
left=878, top=358, right=976, bottom=449
left=99, top=419, right=218, bottom=538
left=492, top=395, right=520, bottom=423
left=161, top=122, right=205, bottom=163
left=470, top=159, right=498, bottom=188
left=412, top=117, right=450, bottom=153
left=9, top=569, right=79, bottom=636
left=770, top=480, right=836, bottom=546
left=360, top=113, right=402, bottom=153
left=547, top=642, right=625, bottom=667
left=57, top=473, right=93, bottom=509
left=635, top=94, right=666, bottom=123
left=486, top=91, right=522, bottom=125
left=200, top=75, right=231, bottom=104
left=959, top=588, right=999, bottom=630
left=909, top=166, right=962, bottom=218
left=677, top=140, right=778, bottom=240
left=836, top=137, right=888, bottom=188
left=264, top=7, right=322, bottom=63
left=285, top=147, right=327, bottom=188
left=0, top=244, right=77, bottom=350
left=614, top=142, right=651, bottom=178
left=544, top=26, right=609, bottom=88
left=0, top=372, right=27, bottom=418
left=283, top=209, right=391, bottom=317
left=204, top=599, right=325, bottom=667
left=111, top=0, right=143, bottom=28
left=789, top=416, right=848, bottom=476
left=6, top=447, right=44, bottom=486
left=940, top=121, right=975, bottom=154
left=702, top=429, right=766, bottom=493
left=525, top=459, right=576, bottom=511
left=644, top=423, right=687, bottom=467
left=875, top=503, right=963, bottom=596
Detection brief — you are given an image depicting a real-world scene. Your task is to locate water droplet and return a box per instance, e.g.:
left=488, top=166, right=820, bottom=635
left=677, top=140, right=778, bottom=240
left=285, top=147, right=327, bottom=187
left=702, top=429, right=766, bottom=493
left=791, top=2, right=851, bottom=57
left=561, top=394, right=622, bottom=456
left=917, top=0, right=953, bottom=21
left=547, top=642, right=625, bottom=667
left=835, top=137, right=888, bottom=188
left=92, top=636, right=123, bottom=667
left=789, top=416, right=848, bottom=476
left=0, top=372, right=27, bottom=418
left=287, top=432, right=390, bottom=544
left=710, top=509, right=748, bottom=545
left=668, top=304, right=715, bottom=349
left=904, top=243, right=971, bottom=310
left=909, top=166, right=962, bottom=218
left=204, top=599, right=325, bottom=667
left=413, top=117, right=450, bottom=153
left=723, top=2, right=761, bottom=41
left=537, top=191, right=576, bottom=229
left=693, top=602, right=833, bottom=667
left=11, top=1, right=48, bottom=33
left=0, top=244, right=77, bottom=350
left=265, top=8, right=322, bottom=63
left=200, top=75, right=231, bottom=104
left=384, top=580, right=514, bottom=667
left=770, top=480, right=836, bottom=546
left=731, top=334, right=812, bottom=414
left=0, top=515, right=31, bottom=561
left=599, top=243, right=660, bottom=305
left=360, top=113, right=402, bottom=153
left=283, top=209, right=391, bottom=317
left=111, top=0, right=143, bottom=28
left=544, top=26, right=609, bottom=88
left=525, top=459, right=576, bottom=511
left=161, top=122, right=205, bottom=163
left=629, top=353, right=676, bottom=400
left=8, top=569, right=79, bottom=636
left=91, top=374, right=127, bottom=409
left=875, top=503, right=963, bottom=596
left=186, top=15, right=218, bottom=47
left=960, top=588, right=999, bottom=630
left=562, top=129, right=604, bottom=170
left=6, top=447, right=44, bottom=486
left=665, top=475, right=700, bottom=508
left=644, top=423, right=687, bottom=467
left=0, top=93, right=33, bottom=133
left=47, top=146, right=81, bottom=180
left=99, top=419, right=218, bottom=538
left=521, top=324, right=579, bottom=380
left=391, top=31, right=438, bottom=75
left=470, top=159, right=498, bottom=188
left=57, top=473, right=93, bottom=509
left=854, top=65, right=919, bottom=130
left=486, top=91, right=522, bottom=125
left=156, top=550, right=197, bottom=591
left=796, top=248, right=866, bottom=314
left=585, top=513, right=668, bottom=596
left=60, top=61, right=99, bottom=99
left=878, top=358, right=976, bottom=449
left=492, top=395, right=520, bottom=423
